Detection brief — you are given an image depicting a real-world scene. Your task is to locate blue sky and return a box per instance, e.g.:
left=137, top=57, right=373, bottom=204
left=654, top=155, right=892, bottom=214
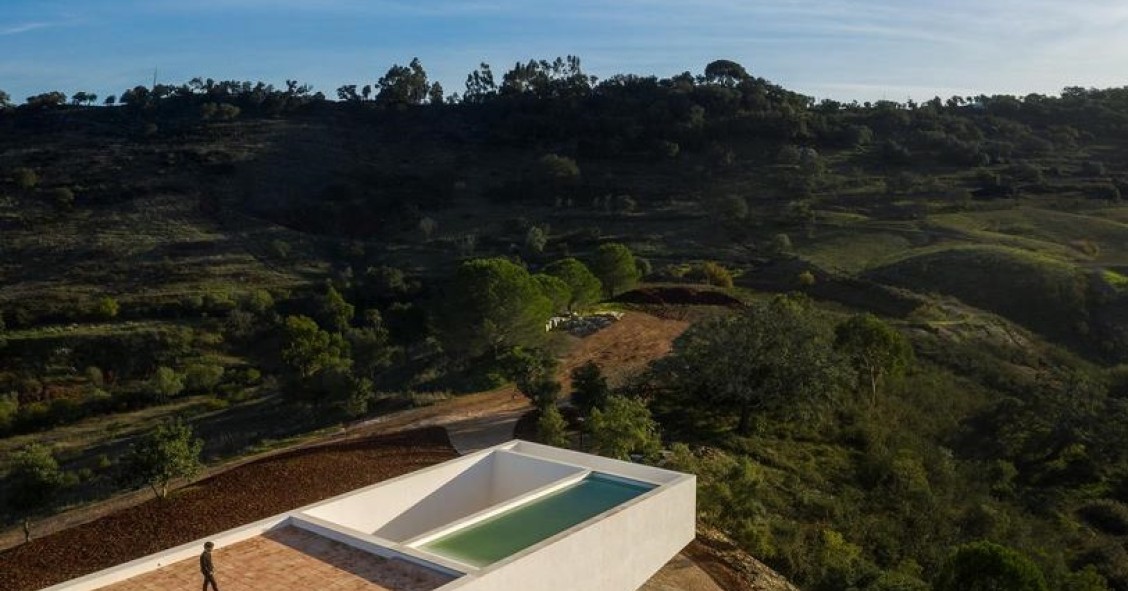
left=2, top=0, right=1128, bottom=103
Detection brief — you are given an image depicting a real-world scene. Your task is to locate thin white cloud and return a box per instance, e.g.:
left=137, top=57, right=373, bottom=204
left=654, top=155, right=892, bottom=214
left=0, top=22, right=54, bottom=36
left=142, top=0, right=507, bottom=17
left=4, top=0, right=1128, bottom=103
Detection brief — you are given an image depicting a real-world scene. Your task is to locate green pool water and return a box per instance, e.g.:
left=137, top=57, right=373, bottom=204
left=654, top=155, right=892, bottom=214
left=420, top=473, right=654, bottom=567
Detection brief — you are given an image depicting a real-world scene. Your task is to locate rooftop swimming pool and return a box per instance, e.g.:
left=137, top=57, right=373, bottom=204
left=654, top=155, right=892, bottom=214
left=419, top=473, right=654, bottom=568
left=52, top=442, right=695, bottom=591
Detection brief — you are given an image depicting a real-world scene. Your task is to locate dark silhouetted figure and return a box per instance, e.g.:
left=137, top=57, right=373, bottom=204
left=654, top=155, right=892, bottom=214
left=200, top=541, right=219, bottom=591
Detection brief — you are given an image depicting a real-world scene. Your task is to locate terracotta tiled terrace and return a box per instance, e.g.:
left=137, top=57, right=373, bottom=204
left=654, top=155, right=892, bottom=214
left=98, top=527, right=456, bottom=591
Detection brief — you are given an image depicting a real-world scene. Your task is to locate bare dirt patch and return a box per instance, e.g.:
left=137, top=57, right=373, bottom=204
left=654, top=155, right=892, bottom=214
left=347, top=310, right=691, bottom=451
left=560, top=310, right=690, bottom=387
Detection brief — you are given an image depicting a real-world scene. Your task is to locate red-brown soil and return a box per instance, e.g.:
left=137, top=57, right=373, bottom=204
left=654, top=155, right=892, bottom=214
left=560, top=309, right=690, bottom=387
left=684, top=528, right=800, bottom=591
left=0, top=428, right=457, bottom=591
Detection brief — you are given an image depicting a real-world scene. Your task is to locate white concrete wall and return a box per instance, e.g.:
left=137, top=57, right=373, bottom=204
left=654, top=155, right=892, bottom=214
left=304, top=448, right=584, bottom=542
left=303, top=453, right=487, bottom=538
left=509, top=440, right=682, bottom=484
left=489, top=450, right=586, bottom=502
left=436, top=474, right=697, bottom=591
left=375, top=456, right=497, bottom=541
left=377, top=451, right=584, bottom=542
left=290, top=515, right=468, bottom=577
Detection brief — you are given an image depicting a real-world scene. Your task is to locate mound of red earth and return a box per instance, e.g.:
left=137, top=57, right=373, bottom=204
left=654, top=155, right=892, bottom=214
left=615, top=286, right=744, bottom=308
left=0, top=428, right=458, bottom=591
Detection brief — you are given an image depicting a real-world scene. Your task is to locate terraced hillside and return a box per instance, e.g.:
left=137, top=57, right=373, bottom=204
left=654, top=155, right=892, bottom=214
left=5, top=68, right=1128, bottom=590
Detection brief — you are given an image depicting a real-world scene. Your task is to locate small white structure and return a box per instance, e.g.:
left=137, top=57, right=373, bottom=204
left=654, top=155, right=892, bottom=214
left=47, top=440, right=696, bottom=591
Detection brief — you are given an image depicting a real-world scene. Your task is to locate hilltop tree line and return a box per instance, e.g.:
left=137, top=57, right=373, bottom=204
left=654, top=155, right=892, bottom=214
left=4, top=55, right=1128, bottom=152
left=7, top=54, right=1125, bottom=264
left=5, top=56, right=1127, bottom=257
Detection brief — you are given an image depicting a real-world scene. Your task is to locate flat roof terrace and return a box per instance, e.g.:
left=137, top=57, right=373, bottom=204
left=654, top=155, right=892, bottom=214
left=50, top=441, right=695, bottom=591
left=99, top=527, right=455, bottom=591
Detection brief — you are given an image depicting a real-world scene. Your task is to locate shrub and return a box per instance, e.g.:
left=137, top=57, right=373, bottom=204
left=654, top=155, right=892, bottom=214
left=537, top=405, right=569, bottom=447
left=216, top=103, right=240, bottom=120
left=95, top=296, right=119, bottom=320
left=665, top=264, right=690, bottom=280
left=531, top=274, right=569, bottom=314
left=7, top=443, right=64, bottom=540
left=269, top=239, right=291, bottom=259
left=203, top=291, right=237, bottom=314
left=525, top=225, right=548, bottom=253
left=119, top=419, right=203, bottom=499
left=777, top=145, right=802, bottom=165
left=571, top=361, right=610, bottom=416
left=1077, top=500, right=1128, bottom=536
left=1082, top=161, right=1107, bottom=176
left=48, top=187, right=74, bottom=210
left=1062, top=565, right=1111, bottom=591
left=656, top=140, right=680, bottom=159
left=150, top=366, right=185, bottom=401
left=714, top=194, right=749, bottom=220
left=223, top=309, right=258, bottom=342
left=1088, top=184, right=1121, bottom=201
left=881, top=140, right=913, bottom=165
left=590, top=243, right=641, bottom=297
left=84, top=366, right=105, bottom=386
left=418, top=216, right=438, bottom=241
left=184, top=363, right=225, bottom=394
left=243, top=290, right=275, bottom=315
left=12, top=167, right=38, bottom=190
left=202, top=102, right=240, bottom=120
left=538, top=154, right=580, bottom=182
left=239, top=367, right=262, bottom=385
left=635, top=257, right=652, bottom=279
left=202, top=397, right=229, bottom=412
left=544, top=258, right=602, bottom=311
left=935, top=541, right=1047, bottom=591
left=1008, top=161, right=1044, bottom=183
left=0, top=393, right=18, bottom=433
left=86, top=388, right=112, bottom=409
left=365, top=266, right=411, bottom=301
left=1073, top=544, right=1128, bottom=591
left=589, top=395, right=661, bottom=461
left=770, top=233, right=794, bottom=257
left=699, top=262, right=734, bottom=288
left=612, top=195, right=636, bottom=215
left=1074, top=240, right=1101, bottom=258
left=180, top=294, right=205, bottom=313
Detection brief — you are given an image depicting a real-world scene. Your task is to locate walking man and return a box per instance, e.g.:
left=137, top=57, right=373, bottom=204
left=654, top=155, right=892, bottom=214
left=200, top=541, right=219, bottom=591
